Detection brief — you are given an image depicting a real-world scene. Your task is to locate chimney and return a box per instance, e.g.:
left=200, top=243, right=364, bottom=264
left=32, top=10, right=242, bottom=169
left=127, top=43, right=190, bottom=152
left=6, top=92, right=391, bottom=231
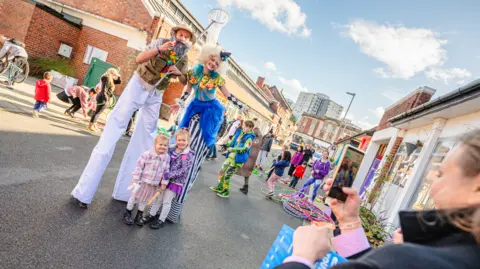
left=256, top=76, right=265, bottom=88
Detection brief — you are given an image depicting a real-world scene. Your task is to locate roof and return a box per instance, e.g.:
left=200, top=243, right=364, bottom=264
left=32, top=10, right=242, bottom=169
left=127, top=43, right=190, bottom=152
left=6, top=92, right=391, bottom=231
left=384, top=86, right=437, bottom=111
left=335, top=126, right=377, bottom=145
left=389, top=79, right=480, bottom=125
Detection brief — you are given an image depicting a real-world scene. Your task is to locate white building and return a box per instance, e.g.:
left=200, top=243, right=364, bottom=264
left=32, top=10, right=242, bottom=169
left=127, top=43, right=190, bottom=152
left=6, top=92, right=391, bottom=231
left=353, top=79, right=480, bottom=226
left=292, top=92, right=344, bottom=120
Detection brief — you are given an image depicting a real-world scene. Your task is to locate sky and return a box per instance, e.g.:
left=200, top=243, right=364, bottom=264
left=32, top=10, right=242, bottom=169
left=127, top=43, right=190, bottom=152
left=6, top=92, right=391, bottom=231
left=180, top=0, right=480, bottom=129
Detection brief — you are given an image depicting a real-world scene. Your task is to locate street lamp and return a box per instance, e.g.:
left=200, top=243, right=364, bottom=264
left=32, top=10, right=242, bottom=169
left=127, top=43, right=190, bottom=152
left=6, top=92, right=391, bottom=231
left=340, top=92, right=356, bottom=139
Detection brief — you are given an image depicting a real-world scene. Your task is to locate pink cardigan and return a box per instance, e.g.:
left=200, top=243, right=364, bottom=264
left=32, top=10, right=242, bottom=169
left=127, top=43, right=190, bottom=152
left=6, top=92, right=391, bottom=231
left=66, top=86, right=95, bottom=114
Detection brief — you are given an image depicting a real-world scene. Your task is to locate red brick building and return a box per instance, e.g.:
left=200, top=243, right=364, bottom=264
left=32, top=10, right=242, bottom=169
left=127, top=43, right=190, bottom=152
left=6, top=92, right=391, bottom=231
left=0, top=0, right=160, bottom=93
left=1, top=0, right=277, bottom=128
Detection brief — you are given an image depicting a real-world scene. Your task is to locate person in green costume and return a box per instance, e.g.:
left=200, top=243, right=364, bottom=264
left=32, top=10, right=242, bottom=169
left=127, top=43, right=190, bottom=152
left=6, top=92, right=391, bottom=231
left=210, top=120, right=255, bottom=198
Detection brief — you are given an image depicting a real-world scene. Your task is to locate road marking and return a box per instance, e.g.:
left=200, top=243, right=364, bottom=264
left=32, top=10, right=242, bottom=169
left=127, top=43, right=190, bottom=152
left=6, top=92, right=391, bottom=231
left=241, top=233, right=250, bottom=240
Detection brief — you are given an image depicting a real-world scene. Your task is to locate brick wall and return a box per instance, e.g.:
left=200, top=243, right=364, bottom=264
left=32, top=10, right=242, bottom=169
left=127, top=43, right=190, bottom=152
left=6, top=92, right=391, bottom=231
left=52, top=0, right=152, bottom=30
left=24, top=6, right=80, bottom=59
left=71, top=26, right=128, bottom=89
left=377, top=89, right=434, bottom=131
left=0, top=0, right=35, bottom=42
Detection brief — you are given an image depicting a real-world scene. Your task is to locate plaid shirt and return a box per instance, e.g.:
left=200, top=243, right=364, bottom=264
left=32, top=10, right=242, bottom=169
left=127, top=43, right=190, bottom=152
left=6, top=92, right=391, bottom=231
left=132, top=149, right=170, bottom=185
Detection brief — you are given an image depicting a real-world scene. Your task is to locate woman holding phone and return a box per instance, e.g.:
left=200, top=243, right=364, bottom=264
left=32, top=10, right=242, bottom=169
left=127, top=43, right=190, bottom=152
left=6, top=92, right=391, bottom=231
left=275, top=130, right=480, bottom=269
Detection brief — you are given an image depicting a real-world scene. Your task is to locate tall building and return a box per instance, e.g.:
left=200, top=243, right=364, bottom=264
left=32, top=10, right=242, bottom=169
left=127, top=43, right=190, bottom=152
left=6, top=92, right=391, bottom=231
left=292, top=92, right=344, bottom=120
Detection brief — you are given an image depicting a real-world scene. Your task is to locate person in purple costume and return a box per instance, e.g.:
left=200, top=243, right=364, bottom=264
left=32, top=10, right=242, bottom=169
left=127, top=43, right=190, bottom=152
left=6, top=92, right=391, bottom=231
left=143, top=129, right=194, bottom=229
left=301, top=149, right=330, bottom=201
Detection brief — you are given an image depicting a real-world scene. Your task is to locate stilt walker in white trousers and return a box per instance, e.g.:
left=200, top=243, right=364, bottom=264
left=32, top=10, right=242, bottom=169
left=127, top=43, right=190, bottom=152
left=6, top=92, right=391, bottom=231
left=71, top=24, right=196, bottom=208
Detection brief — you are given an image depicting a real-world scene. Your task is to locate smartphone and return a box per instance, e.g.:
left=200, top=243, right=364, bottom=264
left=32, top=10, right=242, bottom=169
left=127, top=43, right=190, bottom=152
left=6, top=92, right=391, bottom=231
left=327, top=145, right=365, bottom=202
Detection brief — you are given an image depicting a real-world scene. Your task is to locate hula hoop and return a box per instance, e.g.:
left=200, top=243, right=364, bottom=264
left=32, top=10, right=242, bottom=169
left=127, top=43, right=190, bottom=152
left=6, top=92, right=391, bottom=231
left=299, top=200, right=333, bottom=223
left=282, top=200, right=307, bottom=219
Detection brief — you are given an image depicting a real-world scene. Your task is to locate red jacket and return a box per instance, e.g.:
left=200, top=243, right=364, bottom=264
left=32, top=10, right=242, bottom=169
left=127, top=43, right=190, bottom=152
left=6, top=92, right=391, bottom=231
left=34, top=79, right=51, bottom=102
left=293, top=165, right=306, bottom=178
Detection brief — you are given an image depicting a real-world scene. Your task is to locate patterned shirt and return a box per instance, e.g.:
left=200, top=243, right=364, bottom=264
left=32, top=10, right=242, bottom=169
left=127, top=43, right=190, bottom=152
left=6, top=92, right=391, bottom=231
left=132, top=149, right=170, bottom=185
left=186, top=64, right=225, bottom=101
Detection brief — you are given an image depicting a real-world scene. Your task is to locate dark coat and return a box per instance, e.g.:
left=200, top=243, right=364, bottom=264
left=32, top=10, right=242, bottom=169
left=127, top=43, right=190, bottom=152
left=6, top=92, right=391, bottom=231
left=276, top=209, right=480, bottom=269
left=260, top=134, right=274, bottom=152
left=302, top=149, right=314, bottom=163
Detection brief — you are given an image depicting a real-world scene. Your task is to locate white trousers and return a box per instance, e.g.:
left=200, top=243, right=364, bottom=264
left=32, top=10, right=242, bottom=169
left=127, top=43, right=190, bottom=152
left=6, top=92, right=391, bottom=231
left=148, top=189, right=176, bottom=222
left=71, top=74, right=163, bottom=204
left=256, top=150, right=268, bottom=167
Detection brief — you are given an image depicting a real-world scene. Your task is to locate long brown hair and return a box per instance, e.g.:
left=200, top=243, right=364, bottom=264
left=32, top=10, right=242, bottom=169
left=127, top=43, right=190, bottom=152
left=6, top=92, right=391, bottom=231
left=445, top=130, right=480, bottom=242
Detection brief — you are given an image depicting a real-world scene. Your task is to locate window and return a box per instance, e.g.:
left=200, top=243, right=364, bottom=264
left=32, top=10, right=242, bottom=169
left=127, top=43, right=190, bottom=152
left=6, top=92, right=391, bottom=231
left=83, top=45, right=108, bottom=64
left=386, top=144, right=423, bottom=188
left=408, top=139, right=456, bottom=210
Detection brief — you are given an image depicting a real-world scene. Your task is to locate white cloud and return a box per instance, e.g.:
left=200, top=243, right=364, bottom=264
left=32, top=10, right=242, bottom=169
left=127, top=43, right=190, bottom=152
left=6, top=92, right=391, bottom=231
left=356, top=116, right=376, bottom=130
left=368, top=106, right=385, bottom=119
left=264, top=61, right=277, bottom=71
left=425, top=67, right=472, bottom=85
left=278, top=76, right=308, bottom=99
left=239, top=62, right=261, bottom=74
left=457, top=80, right=466, bottom=85
left=344, top=20, right=447, bottom=79
left=340, top=113, right=376, bottom=130
left=373, top=67, right=390, bottom=78
left=217, top=0, right=311, bottom=37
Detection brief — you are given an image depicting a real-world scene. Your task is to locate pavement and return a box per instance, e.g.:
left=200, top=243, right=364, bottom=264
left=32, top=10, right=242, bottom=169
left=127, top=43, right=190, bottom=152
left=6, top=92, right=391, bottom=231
left=0, top=79, right=303, bottom=269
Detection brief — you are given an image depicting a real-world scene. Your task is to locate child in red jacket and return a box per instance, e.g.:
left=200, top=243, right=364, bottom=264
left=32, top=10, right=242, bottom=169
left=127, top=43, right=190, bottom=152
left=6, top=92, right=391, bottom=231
left=289, top=162, right=307, bottom=188
left=32, top=72, right=53, bottom=118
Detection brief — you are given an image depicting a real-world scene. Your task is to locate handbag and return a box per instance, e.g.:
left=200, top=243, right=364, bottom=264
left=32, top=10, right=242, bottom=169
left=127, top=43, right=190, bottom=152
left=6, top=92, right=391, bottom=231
left=56, top=91, right=70, bottom=104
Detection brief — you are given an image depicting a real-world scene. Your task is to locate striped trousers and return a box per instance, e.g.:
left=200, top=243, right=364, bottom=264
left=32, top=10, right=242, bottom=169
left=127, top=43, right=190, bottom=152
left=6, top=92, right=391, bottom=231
left=167, top=115, right=209, bottom=223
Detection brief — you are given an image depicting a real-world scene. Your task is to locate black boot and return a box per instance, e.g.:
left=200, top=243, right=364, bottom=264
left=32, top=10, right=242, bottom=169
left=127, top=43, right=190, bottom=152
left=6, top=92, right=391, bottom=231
left=142, top=213, right=159, bottom=224
left=150, top=216, right=165, bottom=229
left=240, top=185, right=248, bottom=194
left=123, top=209, right=133, bottom=225
left=134, top=211, right=144, bottom=227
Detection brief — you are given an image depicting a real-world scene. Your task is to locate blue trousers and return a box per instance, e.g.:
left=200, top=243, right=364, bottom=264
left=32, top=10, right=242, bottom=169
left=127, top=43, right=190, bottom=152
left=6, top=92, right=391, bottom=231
left=207, top=144, right=217, bottom=158
left=302, top=177, right=323, bottom=201
left=33, top=101, right=47, bottom=112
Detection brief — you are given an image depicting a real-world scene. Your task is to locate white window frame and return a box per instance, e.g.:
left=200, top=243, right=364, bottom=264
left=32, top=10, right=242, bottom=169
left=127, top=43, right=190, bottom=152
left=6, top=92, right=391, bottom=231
left=83, top=45, right=109, bottom=65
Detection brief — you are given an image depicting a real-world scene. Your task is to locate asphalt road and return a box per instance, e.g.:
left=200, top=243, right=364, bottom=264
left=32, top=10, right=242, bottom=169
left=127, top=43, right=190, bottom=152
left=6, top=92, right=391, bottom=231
left=0, top=84, right=302, bottom=269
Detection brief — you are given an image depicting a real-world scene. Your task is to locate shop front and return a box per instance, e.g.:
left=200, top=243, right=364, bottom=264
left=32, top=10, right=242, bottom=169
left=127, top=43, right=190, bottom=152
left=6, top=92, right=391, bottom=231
left=379, top=80, right=480, bottom=225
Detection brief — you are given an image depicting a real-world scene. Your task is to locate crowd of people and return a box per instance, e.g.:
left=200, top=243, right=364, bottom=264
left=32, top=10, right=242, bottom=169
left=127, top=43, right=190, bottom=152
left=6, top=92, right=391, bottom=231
left=28, top=20, right=480, bottom=268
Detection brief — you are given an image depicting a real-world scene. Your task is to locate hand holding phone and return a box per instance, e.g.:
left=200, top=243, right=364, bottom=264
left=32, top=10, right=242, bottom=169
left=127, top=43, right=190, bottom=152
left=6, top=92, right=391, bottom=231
left=323, top=178, right=361, bottom=230
left=327, top=145, right=364, bottom=201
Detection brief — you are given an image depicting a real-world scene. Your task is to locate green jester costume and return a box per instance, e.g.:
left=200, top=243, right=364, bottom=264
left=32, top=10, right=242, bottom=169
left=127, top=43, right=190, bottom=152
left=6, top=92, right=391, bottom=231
left=211, top=128, right=255, bottom=198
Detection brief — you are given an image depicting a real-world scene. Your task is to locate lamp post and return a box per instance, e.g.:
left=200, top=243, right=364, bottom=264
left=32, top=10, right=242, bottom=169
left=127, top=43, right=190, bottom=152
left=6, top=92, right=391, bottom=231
left=340, top=92, right=356, bottom=139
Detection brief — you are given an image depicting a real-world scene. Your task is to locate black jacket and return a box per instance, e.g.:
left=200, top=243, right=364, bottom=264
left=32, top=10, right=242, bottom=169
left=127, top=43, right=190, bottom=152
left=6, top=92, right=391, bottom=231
left=276, top=209, right=480, bottom=269
left=302, top=149, right=314, bottom=163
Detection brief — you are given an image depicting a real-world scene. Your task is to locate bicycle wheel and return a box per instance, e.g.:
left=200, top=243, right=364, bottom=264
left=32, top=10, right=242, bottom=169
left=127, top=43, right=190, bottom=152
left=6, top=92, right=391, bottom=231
left=12, top=57, right=28, bottom=83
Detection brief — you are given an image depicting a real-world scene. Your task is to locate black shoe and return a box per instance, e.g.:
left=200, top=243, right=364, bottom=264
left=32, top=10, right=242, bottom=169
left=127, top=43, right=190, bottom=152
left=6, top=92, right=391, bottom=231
left=123, top=210, right=133, bottom=225
left=142, top=214, right=159, bottom=224
left=240, top=185, right=248, bottom=194
left=78, top=201, right=88, bottom=209
left=134, top=211, right=144, bottom=227
left=150, top=218, right=165, bottom=229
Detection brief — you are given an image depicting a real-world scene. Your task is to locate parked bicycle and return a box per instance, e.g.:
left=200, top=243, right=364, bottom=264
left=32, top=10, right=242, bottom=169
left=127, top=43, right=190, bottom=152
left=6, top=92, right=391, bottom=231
left=0, top=36, right=29, bottom=86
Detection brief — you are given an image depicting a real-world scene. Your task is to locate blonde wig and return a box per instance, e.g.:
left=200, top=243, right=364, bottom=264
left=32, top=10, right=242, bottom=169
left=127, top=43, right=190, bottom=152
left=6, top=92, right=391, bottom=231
left=196, top=44, right=228, bottom=76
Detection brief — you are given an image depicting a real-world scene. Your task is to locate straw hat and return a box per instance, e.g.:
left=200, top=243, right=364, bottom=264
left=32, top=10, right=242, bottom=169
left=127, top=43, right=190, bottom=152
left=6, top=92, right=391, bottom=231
left=172, top=23, right=197, bottom=45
